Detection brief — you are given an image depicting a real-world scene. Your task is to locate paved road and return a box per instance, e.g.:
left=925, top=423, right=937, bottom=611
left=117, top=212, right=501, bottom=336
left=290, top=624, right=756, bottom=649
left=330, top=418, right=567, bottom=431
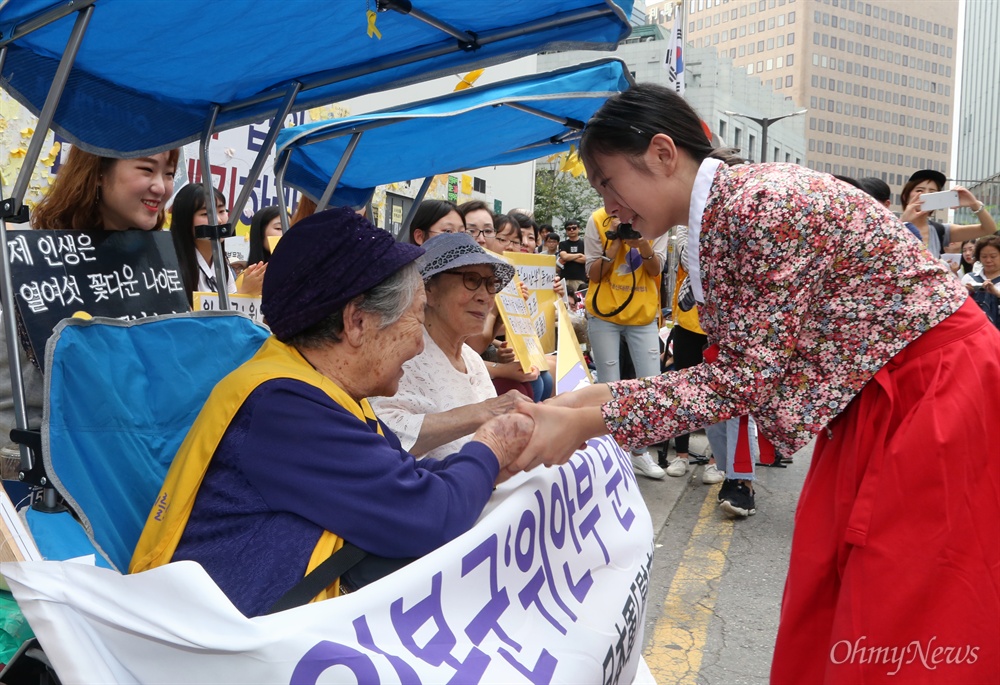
left=635, top=434, right=813, bottom=684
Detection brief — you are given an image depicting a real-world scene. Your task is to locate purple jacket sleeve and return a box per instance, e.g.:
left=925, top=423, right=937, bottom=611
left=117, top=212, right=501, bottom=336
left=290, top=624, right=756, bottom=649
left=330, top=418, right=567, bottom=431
left=236, top=379, right=499, bottom=558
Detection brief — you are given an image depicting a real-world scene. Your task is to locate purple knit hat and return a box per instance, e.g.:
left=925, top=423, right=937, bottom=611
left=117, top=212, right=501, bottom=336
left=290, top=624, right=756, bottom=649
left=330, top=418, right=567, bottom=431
left=261, top=207, right=424, bottom=341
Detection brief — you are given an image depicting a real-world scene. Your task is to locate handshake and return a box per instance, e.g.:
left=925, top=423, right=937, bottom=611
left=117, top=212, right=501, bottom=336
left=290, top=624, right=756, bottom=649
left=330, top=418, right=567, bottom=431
left=471, top=383, right=615, bottom=484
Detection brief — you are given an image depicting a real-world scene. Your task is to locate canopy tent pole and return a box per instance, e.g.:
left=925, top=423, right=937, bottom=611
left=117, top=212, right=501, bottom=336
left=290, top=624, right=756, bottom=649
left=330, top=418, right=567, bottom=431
left=0, top=0, right=96, bottom=47
left=316, top=132, right=363, bottom=212
left=379, top=1, right=479, bottom=47
left=198, top=105, right=232, bottom=311
left=228, top=82, right=301, bottom=233
left=272, top=151, right=293, bottom=235
left=502, top=102, right=587, bottom=131
left=400, top=176, right=434, bottom=239
left=0, top=6, right=92, bottom=485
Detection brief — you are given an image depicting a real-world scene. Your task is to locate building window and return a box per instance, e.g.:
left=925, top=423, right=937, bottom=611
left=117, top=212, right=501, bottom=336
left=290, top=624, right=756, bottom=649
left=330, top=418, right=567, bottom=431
left=786, top=75, right=793, bottom=87
left=719, top=120, right=728, bottom=142
left=749, top=134, right=757, bottom=161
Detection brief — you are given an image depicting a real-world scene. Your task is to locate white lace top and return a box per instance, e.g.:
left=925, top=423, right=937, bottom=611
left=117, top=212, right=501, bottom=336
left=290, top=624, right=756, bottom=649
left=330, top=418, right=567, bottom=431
left=370, top=329, right=495, bottom=461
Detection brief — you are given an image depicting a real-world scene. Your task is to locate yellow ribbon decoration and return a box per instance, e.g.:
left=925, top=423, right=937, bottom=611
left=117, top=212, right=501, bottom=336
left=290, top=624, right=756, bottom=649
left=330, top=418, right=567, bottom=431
left=366, top=10, right=382, bottom=39
left=454, top=68, right=484, bottom=91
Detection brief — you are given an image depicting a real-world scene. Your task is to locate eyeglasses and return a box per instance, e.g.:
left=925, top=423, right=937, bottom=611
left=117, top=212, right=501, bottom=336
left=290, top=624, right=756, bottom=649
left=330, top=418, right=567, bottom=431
left=466, top=227, right=496, bottom=238
left=495, top=235, right=522, bottom=248
left=440, top=271, right=502, bottom=294
left=565, top=225, right=580, bottom=231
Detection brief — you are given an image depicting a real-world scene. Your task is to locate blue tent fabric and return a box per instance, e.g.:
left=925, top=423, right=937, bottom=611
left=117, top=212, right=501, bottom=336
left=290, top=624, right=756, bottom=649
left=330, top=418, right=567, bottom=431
left=39, top=312, right=270, bottom=572
left=0, top=0, right=633, bottom=157
left=275, top=59, right=633, bottom=207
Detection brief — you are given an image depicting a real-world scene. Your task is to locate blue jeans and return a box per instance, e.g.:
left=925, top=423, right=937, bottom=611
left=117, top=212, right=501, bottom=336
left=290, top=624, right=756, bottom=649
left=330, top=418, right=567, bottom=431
left=528, top=370, right=553, bottom=403
left=587, top=316, right=661, bottom=456
left=586, top=316, right=661, bottom=383
left=705, top=417, right=758, bottom=481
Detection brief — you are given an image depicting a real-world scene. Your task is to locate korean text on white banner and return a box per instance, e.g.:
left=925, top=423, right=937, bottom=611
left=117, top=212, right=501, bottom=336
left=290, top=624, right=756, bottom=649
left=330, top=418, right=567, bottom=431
left=2, top=438, right=654, bottom=685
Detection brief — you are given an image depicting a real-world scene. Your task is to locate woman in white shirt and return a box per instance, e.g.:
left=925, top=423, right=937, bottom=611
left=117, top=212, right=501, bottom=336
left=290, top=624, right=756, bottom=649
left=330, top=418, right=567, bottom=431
left=169, top=183, right=265, bottom=305
left=370, top=233, right=530, bottom=459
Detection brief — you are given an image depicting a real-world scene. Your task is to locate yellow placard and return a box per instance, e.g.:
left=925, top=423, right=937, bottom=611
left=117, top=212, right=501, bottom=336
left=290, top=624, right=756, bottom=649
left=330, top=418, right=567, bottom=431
left=267, top=235, right=281, bottom=255
left=461, top=174, right=473, bottom=195
left=392, top=204, right=403, bottom=224
left=555, top=299, right=593, bottom=395
left=494, top=274, right=547, bottom=373
left=502, top=251, right=558, bottom=353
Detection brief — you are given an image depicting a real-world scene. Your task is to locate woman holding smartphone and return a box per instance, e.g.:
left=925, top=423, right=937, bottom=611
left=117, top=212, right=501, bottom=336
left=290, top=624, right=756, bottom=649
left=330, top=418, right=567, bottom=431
left=899, top=169, right=996, bottom=258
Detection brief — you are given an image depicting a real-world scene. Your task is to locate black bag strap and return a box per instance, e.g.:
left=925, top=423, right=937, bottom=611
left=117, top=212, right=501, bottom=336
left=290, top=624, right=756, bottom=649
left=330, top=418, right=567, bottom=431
left=265, top=542, right=368, bottom=614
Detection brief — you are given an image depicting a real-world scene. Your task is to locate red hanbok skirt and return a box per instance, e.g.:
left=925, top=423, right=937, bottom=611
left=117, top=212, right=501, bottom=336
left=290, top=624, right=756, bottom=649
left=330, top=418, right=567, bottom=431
left=772, top=299, right=1000, bottom=684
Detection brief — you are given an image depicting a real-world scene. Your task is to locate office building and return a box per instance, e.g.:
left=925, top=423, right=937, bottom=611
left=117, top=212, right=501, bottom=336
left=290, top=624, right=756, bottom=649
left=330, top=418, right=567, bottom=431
left=955, top=0, right=999, bottom=221
left=651, top=0, right=960, bottom=206
left=537, top=27, right=806, bottom=166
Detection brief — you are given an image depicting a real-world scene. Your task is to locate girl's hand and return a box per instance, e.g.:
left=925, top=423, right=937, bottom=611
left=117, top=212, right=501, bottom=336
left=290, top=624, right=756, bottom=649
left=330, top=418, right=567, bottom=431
left=238, top=262, right=266, bottom=295
left=954, top=186, right=979, bottom=209
left=552, top=275, right=566, bottom=298
left=900, top=202, right=929, bottom=224
left=495, top=340, right=516, bottom=364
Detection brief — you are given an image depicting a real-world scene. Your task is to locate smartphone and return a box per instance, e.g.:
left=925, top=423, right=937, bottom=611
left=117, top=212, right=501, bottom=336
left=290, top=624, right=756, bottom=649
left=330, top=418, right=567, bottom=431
left=919, top=190, right=959, bottom=211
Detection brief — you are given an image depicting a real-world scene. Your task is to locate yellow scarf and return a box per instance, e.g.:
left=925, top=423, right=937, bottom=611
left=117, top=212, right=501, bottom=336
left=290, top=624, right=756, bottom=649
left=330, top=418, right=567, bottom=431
left=130, top=336, right=383, bottom=603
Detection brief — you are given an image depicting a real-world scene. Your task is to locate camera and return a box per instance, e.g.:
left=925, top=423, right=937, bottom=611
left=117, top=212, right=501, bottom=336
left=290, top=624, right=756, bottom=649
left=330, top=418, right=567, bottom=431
left=605, top=222, right=642, bottom=241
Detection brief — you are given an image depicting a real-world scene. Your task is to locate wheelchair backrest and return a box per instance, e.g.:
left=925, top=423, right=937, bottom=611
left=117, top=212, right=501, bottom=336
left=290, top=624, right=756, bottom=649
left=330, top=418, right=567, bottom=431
left=41, top=312, right=269, bottom=571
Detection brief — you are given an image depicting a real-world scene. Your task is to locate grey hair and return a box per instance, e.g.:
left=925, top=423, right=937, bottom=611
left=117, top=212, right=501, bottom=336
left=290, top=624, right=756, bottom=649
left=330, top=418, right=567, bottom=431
left=288, top=262, right=422, bottom=349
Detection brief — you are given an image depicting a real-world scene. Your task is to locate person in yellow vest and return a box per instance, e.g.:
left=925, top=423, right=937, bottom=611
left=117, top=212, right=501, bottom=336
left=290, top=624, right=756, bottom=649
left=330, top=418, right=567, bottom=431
left=131, top=207, right=539, bottom=617
left=584, top=208, right=668, bottom=479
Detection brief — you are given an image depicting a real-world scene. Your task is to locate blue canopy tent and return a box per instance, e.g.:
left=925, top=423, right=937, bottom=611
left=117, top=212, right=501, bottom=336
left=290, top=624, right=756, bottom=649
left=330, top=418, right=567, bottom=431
left=0, top=0, right=633, bottom=157
left=274, top=58, right=633, bottom=235
left=0, top=0, right=633, bottom=490
left=0, top=0, right=632, bottom=311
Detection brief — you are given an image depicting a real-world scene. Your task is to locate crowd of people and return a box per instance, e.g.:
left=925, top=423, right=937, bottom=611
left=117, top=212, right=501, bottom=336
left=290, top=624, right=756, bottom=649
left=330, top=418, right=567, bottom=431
left=0, top=80, right=997, bottom=682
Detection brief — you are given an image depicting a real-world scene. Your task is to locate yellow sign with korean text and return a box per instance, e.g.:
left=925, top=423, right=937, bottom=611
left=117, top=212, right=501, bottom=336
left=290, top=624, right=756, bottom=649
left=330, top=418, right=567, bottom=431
left=502, top=251, right=558, bottom=353
left=494, top=274, right=548, bottom=374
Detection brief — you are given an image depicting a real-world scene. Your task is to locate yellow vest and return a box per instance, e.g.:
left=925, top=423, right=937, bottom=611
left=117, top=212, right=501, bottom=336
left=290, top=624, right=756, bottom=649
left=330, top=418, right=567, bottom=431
left=130, top=337, right=382, bottom=603
left=585, top=208, right=662, bottom=327
left=672, top=264, right=705, bottom=335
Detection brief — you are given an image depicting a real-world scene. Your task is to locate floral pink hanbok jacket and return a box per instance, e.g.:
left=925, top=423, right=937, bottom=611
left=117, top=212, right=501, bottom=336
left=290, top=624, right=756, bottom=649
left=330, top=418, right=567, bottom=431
left=603, top=160, right=968, bottom=455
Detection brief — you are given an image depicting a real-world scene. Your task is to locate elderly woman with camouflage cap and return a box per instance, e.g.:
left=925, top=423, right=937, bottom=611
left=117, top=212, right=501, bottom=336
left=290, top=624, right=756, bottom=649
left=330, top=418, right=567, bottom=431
left=371, top=232, right=532, bottom=460
left=131, top=208, right=535, bottom=617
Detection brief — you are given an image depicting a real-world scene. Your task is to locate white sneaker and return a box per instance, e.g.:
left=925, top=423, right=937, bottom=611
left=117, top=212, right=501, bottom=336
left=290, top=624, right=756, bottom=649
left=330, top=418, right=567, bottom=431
left=630, top=451, right=666, bottom=480
left=665, top=457, right=689, bottom=478
left=701, top=463, right=725, bottom=484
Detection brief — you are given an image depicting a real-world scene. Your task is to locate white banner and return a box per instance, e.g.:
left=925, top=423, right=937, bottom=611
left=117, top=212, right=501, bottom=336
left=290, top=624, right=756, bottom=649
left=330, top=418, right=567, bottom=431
left=2, top=436, right=654, bottom=684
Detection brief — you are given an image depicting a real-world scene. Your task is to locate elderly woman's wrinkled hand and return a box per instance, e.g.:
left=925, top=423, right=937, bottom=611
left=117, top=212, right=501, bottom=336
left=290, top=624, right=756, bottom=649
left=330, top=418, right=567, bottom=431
left=473, top=413, right=534, bottom=476
left=479, top=389, right=532, bottom=422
